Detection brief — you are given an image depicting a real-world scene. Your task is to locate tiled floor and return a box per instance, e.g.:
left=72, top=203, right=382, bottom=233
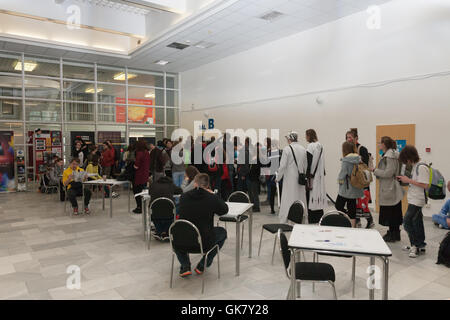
left=0, top=188, right=449, bottom=300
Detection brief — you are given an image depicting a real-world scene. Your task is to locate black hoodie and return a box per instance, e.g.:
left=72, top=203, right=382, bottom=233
left=179, top=188, right=229, bottom=250
left=149, top=176, right=182, bottom=203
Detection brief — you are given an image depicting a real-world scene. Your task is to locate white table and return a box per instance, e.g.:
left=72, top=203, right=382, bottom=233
left=82, top=179, right=130, bottom=218
left=220, top=202, right=253, bottom=276
left=288, top=224, right=392, bottom=300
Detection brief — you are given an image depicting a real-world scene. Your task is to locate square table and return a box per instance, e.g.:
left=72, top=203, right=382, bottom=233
left=288, top=224, right=392, bottom=300
left=82, top=179, right=131, bottom=218
left=220, top=202, right=253, bottom=276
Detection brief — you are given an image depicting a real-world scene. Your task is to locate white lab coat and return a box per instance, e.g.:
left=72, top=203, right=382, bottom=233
left=307, top=142, right=327, bottom=211
left=277, top=142, right=308, bottom=223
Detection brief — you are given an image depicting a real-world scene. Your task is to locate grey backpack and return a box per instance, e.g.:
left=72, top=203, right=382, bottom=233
left=416, top=163, right=446, bottom=201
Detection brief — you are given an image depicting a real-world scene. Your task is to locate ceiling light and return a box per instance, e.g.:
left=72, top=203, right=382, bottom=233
left=85, top=88, right=103, bottom=93
left=259, top=11, right=285, bottom=22
left=167, top=42, right=190, bottom=50
left=14, top=61, right=37, bottom=72
left=155, top=60, right=169, bottom=65
left=145, top=92, right=155, bottom=98
left=113, top=72, right=137, bottom=81
left=194, top=41, right=216, bottom=49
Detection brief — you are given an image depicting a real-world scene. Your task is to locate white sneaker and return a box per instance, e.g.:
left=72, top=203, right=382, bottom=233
left=408, top=246, right=418, bottom=258
left=111, top=192, right=119, bottom=198
left=403, top=245, right=426, bottom=253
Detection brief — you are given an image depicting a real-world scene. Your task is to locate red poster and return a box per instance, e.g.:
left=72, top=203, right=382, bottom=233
left=0, top=131, right=15, bottom=192
left=115, top=98, right=155, bottom=124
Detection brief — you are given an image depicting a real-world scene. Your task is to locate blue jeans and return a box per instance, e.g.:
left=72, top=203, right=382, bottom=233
left=154, top=219, right=173, bottom=235
left=175, top=227, right=227, bottom=270
left=172, top=171, right=185, bottom=187
left=432, top=213, right=450, bottom=229
left=403, top=204, right=426, bottom=248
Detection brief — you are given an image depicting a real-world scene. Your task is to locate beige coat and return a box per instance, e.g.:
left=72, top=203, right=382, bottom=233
left=373, top=149, right=404, bottom=206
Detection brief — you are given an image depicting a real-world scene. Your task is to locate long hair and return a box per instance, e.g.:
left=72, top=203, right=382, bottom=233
left=306, top=129, right=318, bottom=143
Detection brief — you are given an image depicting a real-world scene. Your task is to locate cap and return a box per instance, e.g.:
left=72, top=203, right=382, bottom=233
left=285, top=131, right=298, bottom=141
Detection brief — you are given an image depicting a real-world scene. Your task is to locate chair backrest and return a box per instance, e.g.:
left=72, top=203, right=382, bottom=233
left=150, top=197, right=175, bottom=220
left=287, top=200, right=305, bottom=224
left=319, top=210, right=352, bottom=228
left=169, top=219, right=203, bottom=254
left=277, top=229, right=292, bottom=279
left=227, top=191, right=250, bottom=203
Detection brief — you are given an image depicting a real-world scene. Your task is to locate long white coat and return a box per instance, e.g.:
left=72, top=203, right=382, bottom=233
left=277, top=142, right=308, bottom=223
left=307, top=142, right=327, bottom=211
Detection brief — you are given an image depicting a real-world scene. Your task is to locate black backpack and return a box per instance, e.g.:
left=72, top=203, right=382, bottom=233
left=436, top=232, right=450, bottom=267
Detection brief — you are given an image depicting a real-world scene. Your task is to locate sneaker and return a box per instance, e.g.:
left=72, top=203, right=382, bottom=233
left=403, top=245, right=426, bottom=253
left=179, top=266, right=192, bottom=277
left=160, top=232, right=170, bottom=241
left=252, top=208, right=261, bottom=213
left=152, top=233, right=162, bottom=241
left=195, top=264, right=204, bottom=275
left=408, top=246, right=419, bottom=258
left=84, top=207, right=91, bottom=215
left=382, top=231, right=392, bottom=242
left=112, top=192, right=119, bottom=198
left=366, top=221, right=375, bottom=229
left=72, top=208, right=79, bottom=216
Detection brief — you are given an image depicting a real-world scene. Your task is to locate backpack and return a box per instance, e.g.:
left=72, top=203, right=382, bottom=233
left=350, top=162, right=372, bottom=189
left=436, top=232, right=450, bottom=268
left=416, top=163, right=446, bottom=200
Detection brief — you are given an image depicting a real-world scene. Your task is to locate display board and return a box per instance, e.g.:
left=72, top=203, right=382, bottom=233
left=28, top=130, right=63, bottom=176
left=375, top=124, right=416, bottom=214
left=115, top=98, right=154, bottom=124
left=0, top=131, right=15, bottom=192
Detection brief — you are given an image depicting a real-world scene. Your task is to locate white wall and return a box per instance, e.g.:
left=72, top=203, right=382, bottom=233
left=180, top=0, right=450, bottom=216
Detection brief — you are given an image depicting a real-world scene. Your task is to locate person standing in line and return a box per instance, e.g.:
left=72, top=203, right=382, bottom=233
left=132, top=140, right=150, bottom=214
left=336, top=142, right=364, bottom=228
left=397, top=145, right=430, bottom=258
left=305, top=129, right=327, bottom=224
left=149, top=141, right=166, bottom=184
left=346, top=129, right=375, bottom=228
left=248, top=142, right=262, bottom=212
left=164, top=140, right=173, bottom=178
left=171, top=140, right=186, bottom=188
left=265, top=138, right=282, bottom=214
left=100, top=141, right=117, bottom=198
left=372, top=136, right=404, bottom=242
left=276, top=132, right=308, bottom=224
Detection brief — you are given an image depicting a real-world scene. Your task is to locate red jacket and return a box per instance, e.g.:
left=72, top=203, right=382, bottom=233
left=134, top=150, right=150, bottom=185
left=101, top=148, right=115, bottom=168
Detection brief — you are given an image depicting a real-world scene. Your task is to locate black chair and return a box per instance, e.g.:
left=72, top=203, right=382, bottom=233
left=169, top=219, right=220, bottom=294
left=148, top=197, right=176, bottom=249
left=258, top=200, right=305, bottom=264
left=314, top=210, right=356, bottom=297
left=218, top=191, right=250, bottom=249
left=278, top=229, right=337, bottom=300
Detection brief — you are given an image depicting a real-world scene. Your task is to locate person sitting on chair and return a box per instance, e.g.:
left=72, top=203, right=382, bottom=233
left=432, top=181, right=450, bottom=229
left=62, top=158, right=91, bottom=215
left=176, top=173, right=228, bottom=277
left=149, top=176, right=183, bottom=241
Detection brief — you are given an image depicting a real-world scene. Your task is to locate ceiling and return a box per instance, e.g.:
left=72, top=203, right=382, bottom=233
left=0, top=0, right=393, bottom=73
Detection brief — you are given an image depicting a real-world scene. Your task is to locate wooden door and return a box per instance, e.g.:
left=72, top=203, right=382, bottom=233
left=375, top=124, right=415, bottom=214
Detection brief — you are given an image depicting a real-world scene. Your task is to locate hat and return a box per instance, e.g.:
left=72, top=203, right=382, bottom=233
left=285, top=131, right=298, bottom=142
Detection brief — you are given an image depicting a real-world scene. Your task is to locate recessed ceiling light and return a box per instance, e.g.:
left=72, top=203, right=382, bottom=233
left=167, top=42, right=190, bottom=50
left=85, top=87, right=103, bottom=93
left=154, top=60, right=169, bottom=65
left=145, top=92, right=155, bottom=98
left=113, top=72, right=137, bottom=81
left=14, top=61, right=37, bottom=72
left=194, top=41, right=216, bottom=49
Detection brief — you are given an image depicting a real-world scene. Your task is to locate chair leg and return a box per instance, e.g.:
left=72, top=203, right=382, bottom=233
left=297, top=280, right=301, bottom=298
left=241, top=222, right=245, bottom=249
left=271, top=235, right=277, bottom=265
left=217, top=247, right=220, bottom=279
left=312, top=253, right=316, bottom=293
left=257, top=227, right=264, bottom=256
left=352, top=256, right=356, bottom=298
left=286, top=283, right=292, bottom=300
left=330, top=281, right=338, bottom=300
left=170, top=253, right=175, bottom=288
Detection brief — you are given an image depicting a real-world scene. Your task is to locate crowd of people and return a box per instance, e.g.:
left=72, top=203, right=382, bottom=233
left=38, top=126, right=449, bottom=274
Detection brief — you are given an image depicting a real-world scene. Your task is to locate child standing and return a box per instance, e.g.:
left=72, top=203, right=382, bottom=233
left=397, top=145, right=430, bottom=258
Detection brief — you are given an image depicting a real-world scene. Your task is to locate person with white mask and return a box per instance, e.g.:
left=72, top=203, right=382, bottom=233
left=276, top=132, right=308, bottom=223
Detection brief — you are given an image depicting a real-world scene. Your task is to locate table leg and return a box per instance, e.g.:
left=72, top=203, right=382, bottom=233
left=248, top=210, right=253, bottom=258
left=102, top=185, right=105, bottom=211
left=128, top=183, right=131, bottom=213
left=382, top=257, right=389, bottom=300
left=235, top=220, right=241, bottom=276
left=369, top=256, right=375, bottom=300
left=290, top=249, right=296, bottom=300
left=109, top=185, right=113, bottom=218
left=142, top=198, right=147, bottom=241
left=82, top=184, right=85, bottom=212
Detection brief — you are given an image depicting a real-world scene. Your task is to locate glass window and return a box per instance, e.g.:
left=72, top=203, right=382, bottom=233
left=23, top=56, right=60, bottom=78
left=166, top=108, right=179, bottom=125
left=97, top=66, right=126, bottom=84
left=167, top=126, right=180, bottom=141
left=166, top=90, right=178, bottom=107
left=0, top=98, right=22, bottom=120
left=127, top=69, right=164, bottom=87
left=128, top=87, right=164, bottom=106
left=63, top=80, right=95, bottom=102
left=166, top=73, right=178, bottom=89
left=64, top=102, right=94, bottom=122
left=63, top=62, right=95, bottom=80
left=25, top=78, right=60, bottom=99
left=97, top=83, right=126, bottom=104
left=0, top=122, right=24, bottom=145
left=98, top=104, right=117, bottom=123
left=25, top=101, right=61, bottom=122
left=0, top=75, right=22, bottom=98
left=0, top=52, right=23, bottom=75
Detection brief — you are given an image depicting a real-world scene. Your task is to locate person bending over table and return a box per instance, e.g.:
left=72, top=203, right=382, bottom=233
left=176, top=173, right=228, bottom=277
left=432, top=181, right=450, bottom=229
left=63, top=158, right=91, bottom=216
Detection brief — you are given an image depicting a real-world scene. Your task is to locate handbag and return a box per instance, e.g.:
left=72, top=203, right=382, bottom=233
left=307, top=146, right=323, bottom=191
left=289, top=145, right=306, bottom=186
